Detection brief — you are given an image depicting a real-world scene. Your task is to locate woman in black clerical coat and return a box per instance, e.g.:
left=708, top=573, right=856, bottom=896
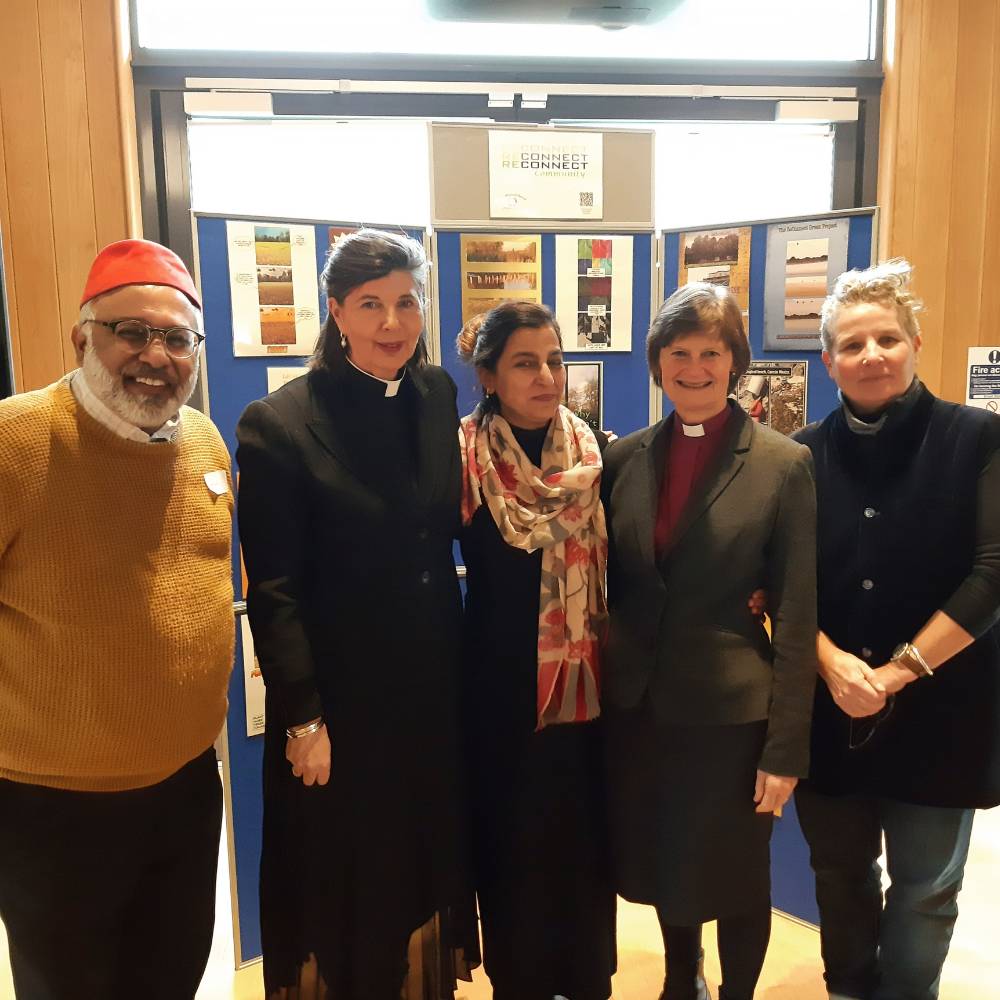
left=456, top=301, right=617, bottom=1000
left=237, top=230, right=477, bottom=1000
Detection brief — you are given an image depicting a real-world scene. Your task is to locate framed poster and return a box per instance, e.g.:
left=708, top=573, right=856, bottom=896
left=763, top=218, right=849, bottom=351
left=226, top=221, right=321, bottom=357
left=736, top=361, right=809, bottom=435
left=488, top=130, right=603, bottom=220
left=459, top=234, right=542, bottom=324
left=555, top=235, right=633, bottom=352
left=563, top=361, right=603, bottom=431
left=678, top=227, right=752, bottom=319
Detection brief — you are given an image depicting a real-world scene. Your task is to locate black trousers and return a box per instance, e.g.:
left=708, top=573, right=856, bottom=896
left=0, top=748, right=222, bottom=1000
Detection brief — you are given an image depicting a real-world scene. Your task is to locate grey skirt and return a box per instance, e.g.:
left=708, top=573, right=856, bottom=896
left=604, top=700, right=773, bottom=925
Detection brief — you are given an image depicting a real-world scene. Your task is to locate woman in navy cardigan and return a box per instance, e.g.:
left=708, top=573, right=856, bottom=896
left=794, top=259, right=1000, bottom=1000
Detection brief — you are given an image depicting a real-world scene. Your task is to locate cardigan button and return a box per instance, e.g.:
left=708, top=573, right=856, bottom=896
left=419, top=571, right=431, bottom=584
left=864, top=507, right=878, bottom=518
left=861, top=578, right=874, bottom=590
left=417, top=527, right=429, bottom=541
left=862, top=647, right=873, bottom=659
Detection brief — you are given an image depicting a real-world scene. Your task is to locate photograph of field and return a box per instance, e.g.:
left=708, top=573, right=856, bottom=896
left=256, top=265, right=294, bottom=305
left=783, top=237, right=829, bottom=335
left=683, top=229, right=742, bottom=266
left=564, top=361, right=602, bottom=430
left=466, top=271, right=538, bottom=291
left=460, top=233, right=542, bottom=323
left=679, top=227, right=751, bottom=315
left=255, top=226, right=292, bottom=266
left=784, top=273, right=827, bottom=298
left=464, top=238, right=538, bottom=264
left=259, top=305, right=296, bottom=345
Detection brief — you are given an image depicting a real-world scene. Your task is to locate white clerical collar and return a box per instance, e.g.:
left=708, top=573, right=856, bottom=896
left=71, top=370, right=181, bottom=444
left=681, top=422, right=706, bottom=438
left=346, top=356, right=404, bottom=398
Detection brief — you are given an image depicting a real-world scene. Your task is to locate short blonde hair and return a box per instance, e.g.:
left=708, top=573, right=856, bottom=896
left=820, top=258, right=922, bottom=352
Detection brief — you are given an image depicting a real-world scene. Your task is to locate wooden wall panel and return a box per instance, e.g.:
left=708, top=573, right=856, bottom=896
left=0, top=1, right=64, bottom=392
left=39, top=0, right=100, bottom=374
left=978, top=8, right=1000, bottom=344
left=879, top=0, right=1000, bottom=402
left=0, top=0, right=138, bottom=393
left=0, top=93, right=24, bottom=391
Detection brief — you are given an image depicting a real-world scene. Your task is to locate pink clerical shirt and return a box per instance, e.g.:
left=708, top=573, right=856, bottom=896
left=654, top=404, right=733, bottom=559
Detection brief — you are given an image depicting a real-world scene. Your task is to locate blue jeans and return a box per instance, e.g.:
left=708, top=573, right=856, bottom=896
left=795, top=782, right=974, bottom=1000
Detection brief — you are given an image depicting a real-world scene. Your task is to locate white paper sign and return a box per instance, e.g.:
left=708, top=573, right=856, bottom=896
left=226, top=220, right=321, bottom=358
left=488, top=130, right=603, bottom=220
left=266, top=366, right=308, bottom=394
left=966, top=347, right=1000, bottom=413
left=240, top=616, right=266, bottom=737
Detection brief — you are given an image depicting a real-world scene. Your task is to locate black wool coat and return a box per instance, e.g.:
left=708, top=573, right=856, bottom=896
left=795, top=385, right=1000, bottom=808
left=235, top=358, right=471, bottom=994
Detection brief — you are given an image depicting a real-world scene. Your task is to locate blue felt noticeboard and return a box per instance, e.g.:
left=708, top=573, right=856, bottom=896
left=664, top=209, right=877, bottom=927
left=435, top=231, right=654, bottom=439
left=199, top=210, right=875, bottom=962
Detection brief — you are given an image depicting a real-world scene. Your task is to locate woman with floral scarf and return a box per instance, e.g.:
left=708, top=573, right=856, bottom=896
left=456, top=302, right=616, bottom=1000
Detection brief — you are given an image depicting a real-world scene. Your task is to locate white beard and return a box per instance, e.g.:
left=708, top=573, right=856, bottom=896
left=81, top=340, right=199, bottom=430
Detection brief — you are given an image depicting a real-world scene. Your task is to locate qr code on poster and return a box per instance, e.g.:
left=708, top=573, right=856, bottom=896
left=580, top=192, right=594, bottom=208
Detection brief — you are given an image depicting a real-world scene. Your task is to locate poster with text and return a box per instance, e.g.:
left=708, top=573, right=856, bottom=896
left=488, top=130, right=603, bottom=220
left=563, top=361, right=603, bottom=431
left=227, top=220, right=320, bottom=357
left=966, top=347, right=1000, bottom=413
left=678, top=227, right=751, bottom=318
left=736, top=361, right=808, bottom=436
left=555, top=235, right=633, bottom=352
left=240, top=616, right=265, bottom=737
left=460, top=234, right=542, bottom=325
left=763, top=218, right=849, bottom=351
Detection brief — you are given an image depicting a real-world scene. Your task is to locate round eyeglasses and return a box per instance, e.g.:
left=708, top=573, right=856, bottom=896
left=87, top=319, right=206, bottom=360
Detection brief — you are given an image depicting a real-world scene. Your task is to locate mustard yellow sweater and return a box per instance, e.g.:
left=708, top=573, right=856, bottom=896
left=0, top=378, right=235, bottom=790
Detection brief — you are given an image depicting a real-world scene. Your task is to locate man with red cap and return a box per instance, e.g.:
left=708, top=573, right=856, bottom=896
left=0, top=240, right=235, bottom=998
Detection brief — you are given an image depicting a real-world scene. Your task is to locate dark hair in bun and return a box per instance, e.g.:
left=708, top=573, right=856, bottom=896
left=458, top=300, right=561, bottom=416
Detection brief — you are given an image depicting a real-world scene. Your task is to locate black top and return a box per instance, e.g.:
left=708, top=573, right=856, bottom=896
left=795, top=383, right=1000, bottom=807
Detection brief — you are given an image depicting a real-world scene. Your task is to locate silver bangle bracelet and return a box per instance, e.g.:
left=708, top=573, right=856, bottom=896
left=286, top=718, right=323, bottom=739
left=909, top=643, right=933, bottom=675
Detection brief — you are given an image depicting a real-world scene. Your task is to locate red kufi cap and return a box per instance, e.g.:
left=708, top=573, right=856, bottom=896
left=80, top=239, right=201, bottom=309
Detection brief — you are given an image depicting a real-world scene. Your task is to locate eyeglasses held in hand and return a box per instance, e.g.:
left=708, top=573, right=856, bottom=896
left=88, top=319, right=205, bottom=360
left=848, top=695, right=896, bottom=751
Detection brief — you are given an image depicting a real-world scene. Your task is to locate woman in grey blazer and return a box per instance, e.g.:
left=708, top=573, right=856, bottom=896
left=602, top=284, right=818, bottom=1000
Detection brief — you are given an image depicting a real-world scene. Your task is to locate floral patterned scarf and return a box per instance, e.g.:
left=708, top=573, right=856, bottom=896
left=460, top=405, right=608, bottom=730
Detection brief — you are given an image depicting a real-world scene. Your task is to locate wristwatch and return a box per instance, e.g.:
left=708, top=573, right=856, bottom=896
left=892, top=642, right=934, bottom=678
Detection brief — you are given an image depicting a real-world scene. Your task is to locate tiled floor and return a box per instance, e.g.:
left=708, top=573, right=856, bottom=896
left=3, top=806, right=998, bottom=999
